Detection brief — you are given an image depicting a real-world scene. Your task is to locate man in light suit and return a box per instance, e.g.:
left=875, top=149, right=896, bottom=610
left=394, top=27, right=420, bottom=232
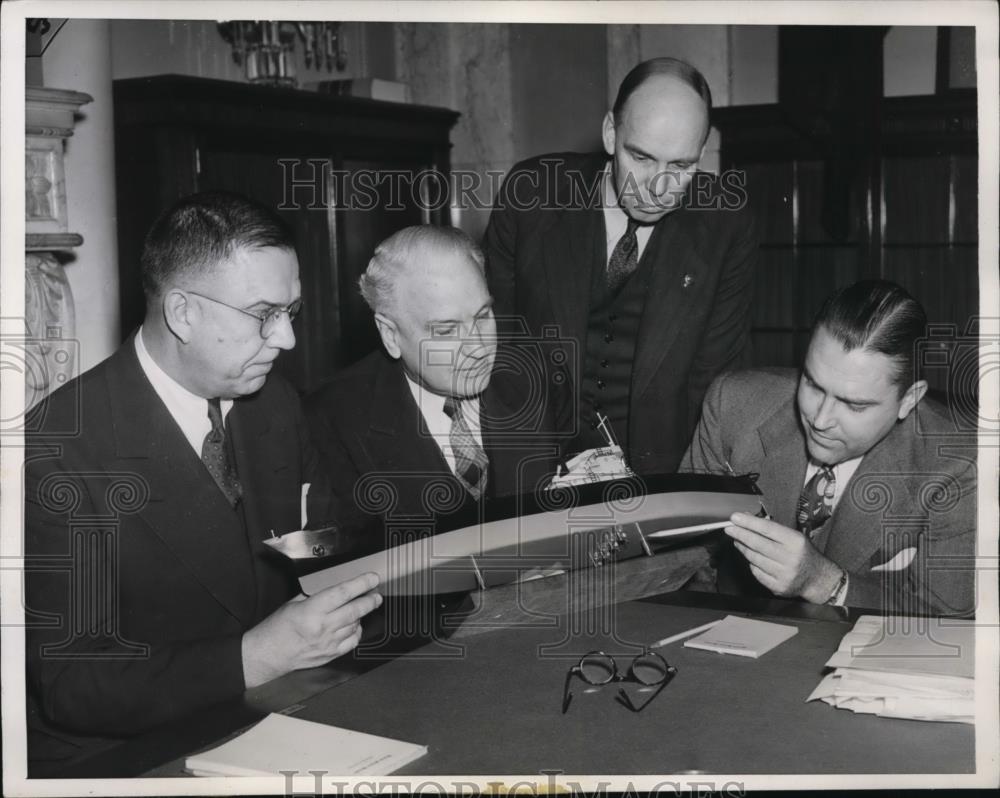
left=681, top=281, right=977, bottom=616
left=484, top=57, right=757, bottom=475
left=306, top=225, right=559, bottom=537
left=25, top=192, right=381, bottom=771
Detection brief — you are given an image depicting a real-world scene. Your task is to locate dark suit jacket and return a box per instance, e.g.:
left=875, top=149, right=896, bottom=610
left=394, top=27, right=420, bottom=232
left=24, top=336, right=330, bottom=760
left=680, top=369, right=978, bottom=616
left=304, top=348, right=561, bottom=543
left=483, top=152, right=757, bottom=475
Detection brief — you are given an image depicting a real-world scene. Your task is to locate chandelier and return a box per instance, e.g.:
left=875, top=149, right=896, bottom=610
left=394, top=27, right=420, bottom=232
left=217, top=21, right=346, bottom=87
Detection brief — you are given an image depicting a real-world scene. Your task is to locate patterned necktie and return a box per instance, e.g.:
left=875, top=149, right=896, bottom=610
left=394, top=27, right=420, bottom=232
left=202, top=398, right=243, bottom=508
left=796, top=465, right=836, bottom=537
left=606, top=217, right=640, bottom=294
left=443, top=396, right=489, bottom=500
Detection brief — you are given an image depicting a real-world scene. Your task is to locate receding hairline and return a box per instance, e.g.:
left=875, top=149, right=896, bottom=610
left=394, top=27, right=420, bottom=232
left=616, top=72, right=709, bottom=122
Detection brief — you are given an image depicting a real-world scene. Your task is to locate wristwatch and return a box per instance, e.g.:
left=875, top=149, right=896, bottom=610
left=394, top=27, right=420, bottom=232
left=825, top=568, right=849, bottom=606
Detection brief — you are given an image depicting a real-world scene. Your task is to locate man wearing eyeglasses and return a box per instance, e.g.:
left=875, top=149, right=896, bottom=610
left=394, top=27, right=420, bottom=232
left=24, top=192, right=381, bottom=772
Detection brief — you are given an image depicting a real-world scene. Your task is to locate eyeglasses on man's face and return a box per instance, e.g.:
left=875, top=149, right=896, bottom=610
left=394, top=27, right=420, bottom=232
left=562, top=649, right=676, bottom=714
left=187, top=290, right=302, bottom=338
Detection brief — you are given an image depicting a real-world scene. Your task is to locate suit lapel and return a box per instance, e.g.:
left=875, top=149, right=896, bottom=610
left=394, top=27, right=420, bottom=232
left=754, top=397, right=809, bottom=529
left=822, top=420, right=918, bottom=572
left=366, top=358, right=452, bottom=478
left=541, top=204, right=603, bottom=344
left=539, top=156, right=608, bottom=343
left=632, top=212, right=710, bottom=400
left=105, top=341, right=256, bottom=625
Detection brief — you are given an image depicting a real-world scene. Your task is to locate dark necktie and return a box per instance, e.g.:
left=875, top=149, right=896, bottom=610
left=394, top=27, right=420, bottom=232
left=443, top=396, right=489, bottom=500
left=202, top=398, right=243, bottom=508
left=796, top=465, right=836, bottom=537
left=606, top=217, right=640, bottom=294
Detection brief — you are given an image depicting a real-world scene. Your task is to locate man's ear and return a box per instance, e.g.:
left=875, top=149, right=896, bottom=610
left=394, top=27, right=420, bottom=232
left=374, top=313, right=401, bottom=359
left=601, top=111, right=616, bottom=156
left=162, top=289, right=195, bottom=344
left=897, top=379, right=928, bottom=420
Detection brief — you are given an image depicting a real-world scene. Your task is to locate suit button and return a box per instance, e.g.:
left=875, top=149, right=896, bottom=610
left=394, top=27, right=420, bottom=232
left=600, top=359, right=609, bottom=368
left=597, top=379, right=605, bottom=389
left=609, top=313, right=617, bottom=322
left=604, top=333, right=614, bottom=343
left=594, top=403, right=602, bottom=412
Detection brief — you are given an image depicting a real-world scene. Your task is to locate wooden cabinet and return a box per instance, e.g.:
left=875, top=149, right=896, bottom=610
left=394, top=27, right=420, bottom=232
left=113, top=75, right=459, bottom=392
left=713, top=89, right=978, bottom=396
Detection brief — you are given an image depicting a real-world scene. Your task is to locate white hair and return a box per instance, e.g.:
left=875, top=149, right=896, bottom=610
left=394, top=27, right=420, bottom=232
left=358, top=225, right=485, bottom=316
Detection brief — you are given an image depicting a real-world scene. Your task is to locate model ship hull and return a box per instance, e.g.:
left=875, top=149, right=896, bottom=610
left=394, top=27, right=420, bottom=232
left=274, top=473, right=764, bottom=597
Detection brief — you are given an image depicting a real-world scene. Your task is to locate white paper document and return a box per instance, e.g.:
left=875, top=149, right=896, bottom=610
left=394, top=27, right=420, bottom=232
left=185, top=712, right=428, bottom=777
left=807, top=615, right=975, bottom=724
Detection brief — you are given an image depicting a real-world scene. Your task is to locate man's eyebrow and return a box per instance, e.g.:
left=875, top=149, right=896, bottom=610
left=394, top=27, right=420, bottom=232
left=625, top=143, right=698, bottom=165
left=426, top=316, right=460, bottom=328
left=625, top=143, right=656, bottom=160
left=802, top=364, right=880, bottom=406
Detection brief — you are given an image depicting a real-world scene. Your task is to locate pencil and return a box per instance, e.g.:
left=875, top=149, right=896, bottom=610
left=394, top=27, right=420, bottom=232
left=645, top=520, right=731, bottom=539
left=649, top=619, right=722, bottom=649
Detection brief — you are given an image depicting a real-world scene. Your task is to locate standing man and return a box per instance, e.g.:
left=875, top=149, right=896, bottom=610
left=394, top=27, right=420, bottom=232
left=306, top=225, right=558, bottom=530
left=484, top=57, right=757, bottom=475
left=25, top=192, right=381, bottom=769
left=681, top=281, right=976, bottom=616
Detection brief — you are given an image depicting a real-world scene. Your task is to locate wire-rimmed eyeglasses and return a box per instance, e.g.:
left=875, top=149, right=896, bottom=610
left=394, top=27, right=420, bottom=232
left=187, top=290, right=302, bottom=338
left=562, top=649, right=676, bottom=714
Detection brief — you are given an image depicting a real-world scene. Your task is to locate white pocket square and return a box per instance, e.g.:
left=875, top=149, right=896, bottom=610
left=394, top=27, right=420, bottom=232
left=871, top=546, right=917, bottom=572
left=300, top=482, right=311, bottom=528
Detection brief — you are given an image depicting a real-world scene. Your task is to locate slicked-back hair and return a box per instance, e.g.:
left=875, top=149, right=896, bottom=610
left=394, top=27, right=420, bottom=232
left=813, top=280, right=928, bottom=395
left=612, top=57, right=713, bottom=126
left=358, top=225, right=486, bottom=318
left=141, top=191, right=294, bottom=300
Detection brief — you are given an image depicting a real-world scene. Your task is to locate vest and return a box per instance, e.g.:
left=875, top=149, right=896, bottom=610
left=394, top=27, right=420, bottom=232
left=572, top=243, right=655, bottom=453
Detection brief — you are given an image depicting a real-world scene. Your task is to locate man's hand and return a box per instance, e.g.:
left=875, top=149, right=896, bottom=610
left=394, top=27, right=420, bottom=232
left=724, top=512, right=843, bottom=604
left=242, top=572, right=382, bottom=688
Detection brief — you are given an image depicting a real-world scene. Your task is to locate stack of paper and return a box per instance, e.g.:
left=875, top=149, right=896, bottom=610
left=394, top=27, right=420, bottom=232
left=808, top=615, right=975, bottom=724
left=185, top=713, right=428, bottom=776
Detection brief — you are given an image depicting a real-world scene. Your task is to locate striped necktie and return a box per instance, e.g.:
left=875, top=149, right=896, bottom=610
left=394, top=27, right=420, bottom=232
left=443, top=396, right=489, bottom=500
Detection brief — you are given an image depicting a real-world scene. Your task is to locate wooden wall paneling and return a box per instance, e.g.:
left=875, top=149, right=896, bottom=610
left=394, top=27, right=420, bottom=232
left=795, top=159, right=862, bottom=245
left=716, top=90, right=978, bottom=384
left=952, top=153, right=978, bottom=244
left=750, top=330, right=798, bottom=369
left=882, top=155, right=952, bottom=244
left=752, top=249, right=798, bottom=330
left=742, top=161, right=794, bottom=244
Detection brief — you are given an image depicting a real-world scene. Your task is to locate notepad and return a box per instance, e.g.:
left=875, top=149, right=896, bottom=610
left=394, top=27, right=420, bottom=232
left=185, top=713, right=428, bottom=777
left=683, top=614, right=798, bottom=658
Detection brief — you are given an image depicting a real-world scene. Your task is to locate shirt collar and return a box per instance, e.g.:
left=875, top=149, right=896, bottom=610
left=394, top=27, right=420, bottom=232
left=135, top=327, right=233, bottom=453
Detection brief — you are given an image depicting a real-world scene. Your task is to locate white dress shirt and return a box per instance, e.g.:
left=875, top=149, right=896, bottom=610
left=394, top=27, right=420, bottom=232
left=134, top=327, right=234, bottom=456
left=601, top=164, right=655, bottom=265
left=404, top=374, right=484, bottom=477
left=803, top=456, right=863, bottom=605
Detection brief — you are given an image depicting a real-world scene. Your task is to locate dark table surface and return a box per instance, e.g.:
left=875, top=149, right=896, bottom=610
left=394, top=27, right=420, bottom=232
left=51, top=550, right=975, bottom=779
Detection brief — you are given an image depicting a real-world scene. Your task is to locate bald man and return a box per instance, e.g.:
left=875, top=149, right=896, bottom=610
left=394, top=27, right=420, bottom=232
left=484, top=57, right=758, bottom=476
